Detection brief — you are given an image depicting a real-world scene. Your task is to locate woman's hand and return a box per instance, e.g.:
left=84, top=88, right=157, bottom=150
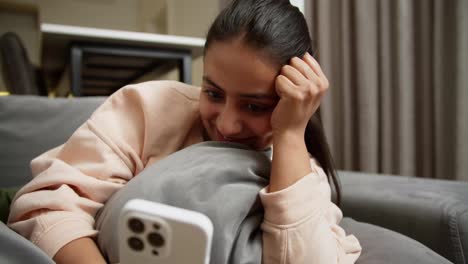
left=268, top=53, right=329, bottom=192
left=271, top=52, right=329, bottom=137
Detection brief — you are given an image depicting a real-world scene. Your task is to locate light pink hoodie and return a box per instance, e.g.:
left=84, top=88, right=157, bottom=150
left=8, top=81, right=361, bottom=263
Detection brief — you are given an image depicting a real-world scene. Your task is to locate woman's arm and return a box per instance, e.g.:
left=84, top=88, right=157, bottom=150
left=261, top=54, right=361, bottom=263
left=7, top=81, right=201, bottom=260
left=269, top=52, right=328, bottom=192
left=261, top=162, right=362, bottom=264
left=269, top=132, right=311, bottom=192
left=54, top=238, right=106, bottom=264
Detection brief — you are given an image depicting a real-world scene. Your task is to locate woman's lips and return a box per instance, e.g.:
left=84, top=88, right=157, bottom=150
left=215, top=129, right=254, bottom=144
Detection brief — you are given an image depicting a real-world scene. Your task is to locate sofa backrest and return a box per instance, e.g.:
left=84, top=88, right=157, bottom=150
left=0, top=95, right=105, bottom=187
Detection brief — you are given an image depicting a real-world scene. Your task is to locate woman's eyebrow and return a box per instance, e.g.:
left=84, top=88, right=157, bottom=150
left=203, top=76, right=277, bottom=100
left=239, top=93, right=277, bottom=100
left=203, top=76, right=224, bottom=91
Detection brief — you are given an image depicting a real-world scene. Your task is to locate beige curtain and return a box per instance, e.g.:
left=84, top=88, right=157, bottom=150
left=306, top=0, right=468, bottom=181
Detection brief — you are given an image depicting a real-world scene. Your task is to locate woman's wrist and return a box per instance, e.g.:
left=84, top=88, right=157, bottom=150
left=269, top=129, right=311, bottom=192
left=53, top=237, right=106, bottom=264
left=272, top=129, right=305, bottom=147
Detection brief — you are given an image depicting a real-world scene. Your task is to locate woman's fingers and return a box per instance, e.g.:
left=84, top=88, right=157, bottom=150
left=303, top=53, right=329, bottom=89
left=271, top=54, right=330, bottom=135
left=277, top=53, right=330, bottom=102
left=285, top=55, right=328, bottom=92
left=289, top=56, right=317, bottom=81
left=280, top=64, right=307, bottom=86
left=275, top=75, right=300, bottom=99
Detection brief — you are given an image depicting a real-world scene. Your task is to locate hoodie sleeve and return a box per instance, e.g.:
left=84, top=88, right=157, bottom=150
left=7, top=81, right=201, bottom=258
left=259, top=159, right=362, bottom=264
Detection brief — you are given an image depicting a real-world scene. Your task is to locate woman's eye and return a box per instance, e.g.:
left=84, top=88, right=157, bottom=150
left=203, top=89, right=223, bottom=101
left=246, top=104, right=270, bottom=113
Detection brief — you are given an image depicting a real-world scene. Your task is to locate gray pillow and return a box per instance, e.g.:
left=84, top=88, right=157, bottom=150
left=96, top=141, right=270, bottom=264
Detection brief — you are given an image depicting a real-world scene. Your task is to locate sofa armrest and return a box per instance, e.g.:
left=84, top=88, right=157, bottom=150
left=339, top=170, right=468, bottom=264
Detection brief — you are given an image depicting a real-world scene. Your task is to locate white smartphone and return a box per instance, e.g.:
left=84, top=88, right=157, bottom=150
left=119, top=199, right=213, bottom=264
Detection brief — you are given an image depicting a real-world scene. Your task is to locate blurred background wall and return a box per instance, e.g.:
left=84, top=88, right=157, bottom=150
left=0, top=0, right=219, bottom=91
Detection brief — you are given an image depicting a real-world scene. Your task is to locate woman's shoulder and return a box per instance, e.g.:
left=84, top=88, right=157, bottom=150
left=120, top=80, right=201, bottom=102
left=88, top=80, right=201, bottom=130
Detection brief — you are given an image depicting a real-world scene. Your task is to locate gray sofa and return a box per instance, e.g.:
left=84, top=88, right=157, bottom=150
left=1, top=95, right=467, bottom=264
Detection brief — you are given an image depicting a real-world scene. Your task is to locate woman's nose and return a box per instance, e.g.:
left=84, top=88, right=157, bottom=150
left=217, top=107, right=242, bottom=137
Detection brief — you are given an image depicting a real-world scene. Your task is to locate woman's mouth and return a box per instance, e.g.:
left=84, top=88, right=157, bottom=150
left=215, top=129, right=254, bottom=145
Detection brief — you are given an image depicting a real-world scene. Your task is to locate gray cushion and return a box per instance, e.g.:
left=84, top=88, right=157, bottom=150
left=0, top=95, right=104, bottom=187
left=96, top=141, right=270, bottom=264
left=341, top=218, right=452, bottom=264
left=340, top=171, right=468, bottom=264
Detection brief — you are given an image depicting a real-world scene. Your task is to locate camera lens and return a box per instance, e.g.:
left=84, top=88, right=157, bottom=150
left=147, top=232, right=165, bottom=247
left=128, top=237, right=144, bottom=251
left=128, top=218, right=145, bottom=233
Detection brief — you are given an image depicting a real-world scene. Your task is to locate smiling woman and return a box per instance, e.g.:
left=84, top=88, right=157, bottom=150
left=200, top=37, right=278, bottom=150
left=202, top=0, right=341, bottom=199
left=7, top=0, right=361, bottom=263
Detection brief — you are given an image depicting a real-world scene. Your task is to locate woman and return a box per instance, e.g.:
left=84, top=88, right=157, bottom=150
left=8, top=0, right=361, bottom=263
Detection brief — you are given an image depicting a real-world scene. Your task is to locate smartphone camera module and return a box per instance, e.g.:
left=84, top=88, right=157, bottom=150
left=147, top=232, right=165, bottom=247
left=128, top=236, right=145, bottom=251
left=128, top=217, right=145, bottom=233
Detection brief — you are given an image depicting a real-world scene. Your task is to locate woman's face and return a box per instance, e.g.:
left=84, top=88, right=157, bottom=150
left=200, top=38, right=280, bottom=150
